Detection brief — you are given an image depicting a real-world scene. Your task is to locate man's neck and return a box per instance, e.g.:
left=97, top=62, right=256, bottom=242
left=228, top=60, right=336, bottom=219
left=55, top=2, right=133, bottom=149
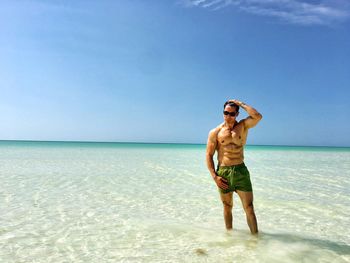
left=224, top=121, right=237, bottom=130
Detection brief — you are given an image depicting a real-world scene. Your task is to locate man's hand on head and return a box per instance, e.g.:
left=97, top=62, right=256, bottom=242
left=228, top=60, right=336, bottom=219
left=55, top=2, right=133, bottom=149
left=228, top=99, right=244, bottom=107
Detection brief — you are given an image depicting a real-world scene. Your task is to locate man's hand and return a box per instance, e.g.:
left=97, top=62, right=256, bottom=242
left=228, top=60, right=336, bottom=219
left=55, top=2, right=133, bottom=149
left=214, top=176, right=229, bottom=190
left=228, top=99, right=244, bottom=107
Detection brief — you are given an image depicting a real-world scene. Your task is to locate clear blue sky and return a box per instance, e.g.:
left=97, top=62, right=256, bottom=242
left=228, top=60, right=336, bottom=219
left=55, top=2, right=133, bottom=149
left=1, top=0, right=349, bottom=146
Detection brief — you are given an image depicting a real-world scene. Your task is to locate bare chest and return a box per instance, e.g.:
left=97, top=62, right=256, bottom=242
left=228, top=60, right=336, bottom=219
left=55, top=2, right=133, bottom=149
left=217, top=125, right=245, bottom=146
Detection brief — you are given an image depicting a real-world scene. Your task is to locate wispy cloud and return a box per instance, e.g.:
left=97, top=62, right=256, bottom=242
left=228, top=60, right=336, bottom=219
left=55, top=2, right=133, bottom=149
left=180, top=0, right=350, bottom=25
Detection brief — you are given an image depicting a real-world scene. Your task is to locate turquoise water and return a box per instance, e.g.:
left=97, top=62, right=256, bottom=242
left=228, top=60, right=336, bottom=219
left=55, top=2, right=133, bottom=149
left=0, top=141, right=349, bottom=262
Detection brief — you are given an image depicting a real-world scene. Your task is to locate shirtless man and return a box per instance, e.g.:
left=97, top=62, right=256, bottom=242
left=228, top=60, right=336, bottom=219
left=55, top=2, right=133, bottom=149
left=206, top=99, right=262, bottom=234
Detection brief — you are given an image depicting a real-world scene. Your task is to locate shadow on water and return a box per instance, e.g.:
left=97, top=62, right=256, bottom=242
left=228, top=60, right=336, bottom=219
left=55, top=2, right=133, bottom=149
left=200, top=229, right=350, bottom=261
left=137, top=222, right=349, bottom=261
left=258, top=231, right=350, bottom=256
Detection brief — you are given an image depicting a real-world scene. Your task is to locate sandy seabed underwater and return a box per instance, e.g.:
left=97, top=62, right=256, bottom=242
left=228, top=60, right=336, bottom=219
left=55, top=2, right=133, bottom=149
left=0, top=141, right=349, bottom=262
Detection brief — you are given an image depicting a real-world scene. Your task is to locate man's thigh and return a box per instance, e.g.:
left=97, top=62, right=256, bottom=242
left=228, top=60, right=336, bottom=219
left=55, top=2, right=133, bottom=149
left=220, top=192, right=233, bottom=207
left=236, top=190, right=254, bottom=208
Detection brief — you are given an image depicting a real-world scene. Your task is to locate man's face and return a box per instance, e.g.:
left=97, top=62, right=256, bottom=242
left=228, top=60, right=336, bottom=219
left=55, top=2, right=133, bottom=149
left=223, top=105, right=238, bottom=122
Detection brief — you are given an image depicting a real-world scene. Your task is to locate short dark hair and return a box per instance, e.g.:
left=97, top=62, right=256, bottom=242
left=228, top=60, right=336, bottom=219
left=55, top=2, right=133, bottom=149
left=223, top=101, right=239, bottom=112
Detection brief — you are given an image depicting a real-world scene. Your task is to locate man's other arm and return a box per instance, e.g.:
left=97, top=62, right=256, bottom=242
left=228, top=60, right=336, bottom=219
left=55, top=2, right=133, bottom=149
left=206, top=129, right=228, bottom=190
left=206, top=129, right=218, bottom=180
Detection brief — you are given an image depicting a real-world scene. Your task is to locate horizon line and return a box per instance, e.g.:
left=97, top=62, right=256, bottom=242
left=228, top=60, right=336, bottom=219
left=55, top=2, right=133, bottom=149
left=0, top=139, right=349, bottom=148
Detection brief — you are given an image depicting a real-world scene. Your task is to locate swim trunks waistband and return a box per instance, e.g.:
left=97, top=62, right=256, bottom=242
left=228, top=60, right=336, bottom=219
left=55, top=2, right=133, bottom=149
left=217, top=162, right=246, bottom=170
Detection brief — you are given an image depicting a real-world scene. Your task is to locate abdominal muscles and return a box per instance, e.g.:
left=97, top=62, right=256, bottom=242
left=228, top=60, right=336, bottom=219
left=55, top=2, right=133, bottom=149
left=219, top=143, right=244, bottom=166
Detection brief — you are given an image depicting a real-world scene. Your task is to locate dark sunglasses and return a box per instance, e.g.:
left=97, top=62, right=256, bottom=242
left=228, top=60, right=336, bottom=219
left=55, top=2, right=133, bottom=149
left=223, top=111, right=237, bottom=117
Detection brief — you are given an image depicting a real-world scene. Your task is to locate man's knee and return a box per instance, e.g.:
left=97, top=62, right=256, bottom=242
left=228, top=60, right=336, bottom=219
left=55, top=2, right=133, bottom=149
left=222, top=200, right=233, bottom=210
left=244, top=202, right=255, bottom=215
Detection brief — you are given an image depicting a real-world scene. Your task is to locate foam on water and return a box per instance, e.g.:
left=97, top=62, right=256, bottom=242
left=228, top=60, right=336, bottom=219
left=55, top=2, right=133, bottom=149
left=0, top=141, right=349, bottom=262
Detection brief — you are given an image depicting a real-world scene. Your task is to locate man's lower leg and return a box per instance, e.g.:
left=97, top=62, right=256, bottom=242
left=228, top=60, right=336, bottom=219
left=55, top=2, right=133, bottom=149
left=246, top=211, right=258, bottom=234
left=224, top=206, right=233, bottom=230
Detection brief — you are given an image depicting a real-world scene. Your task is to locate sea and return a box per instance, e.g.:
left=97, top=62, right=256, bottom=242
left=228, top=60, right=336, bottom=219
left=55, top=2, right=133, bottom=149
left=0, top=141, right=349, bottom=262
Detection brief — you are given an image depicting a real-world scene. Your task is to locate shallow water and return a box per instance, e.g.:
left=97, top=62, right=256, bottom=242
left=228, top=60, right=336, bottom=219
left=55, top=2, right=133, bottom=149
left=0, top=141, right=349, bottom=262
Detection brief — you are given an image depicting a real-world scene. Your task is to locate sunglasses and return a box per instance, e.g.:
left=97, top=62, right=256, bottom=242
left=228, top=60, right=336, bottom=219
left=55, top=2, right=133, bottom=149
left=223, top=111, right=237, bottom=117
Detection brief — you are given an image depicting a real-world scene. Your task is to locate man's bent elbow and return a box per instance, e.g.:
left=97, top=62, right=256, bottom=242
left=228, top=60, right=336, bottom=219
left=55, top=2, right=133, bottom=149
left=255, top=113, right=263, bottom=120
left=206, top=153, right=213, bottom=160
left=206, top=153, right=214, bottom=163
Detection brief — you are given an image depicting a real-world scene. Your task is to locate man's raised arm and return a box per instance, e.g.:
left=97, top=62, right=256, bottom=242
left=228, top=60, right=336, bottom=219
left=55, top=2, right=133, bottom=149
left=230, top=99, right=262, bottom=129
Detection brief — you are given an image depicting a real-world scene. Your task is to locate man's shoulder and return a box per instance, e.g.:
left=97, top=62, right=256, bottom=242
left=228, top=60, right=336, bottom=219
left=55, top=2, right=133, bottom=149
left=207, top=124, right=223, bottom=144
left=237, top=118, right=253, bottom=131
left=237, top=119, right=246, bottom=126
left=209, top=123, right=224, bottom=136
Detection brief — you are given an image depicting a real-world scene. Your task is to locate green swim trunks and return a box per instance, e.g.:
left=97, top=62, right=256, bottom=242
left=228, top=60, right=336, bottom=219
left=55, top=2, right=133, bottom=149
left=217, top=163, right=252, bottom=193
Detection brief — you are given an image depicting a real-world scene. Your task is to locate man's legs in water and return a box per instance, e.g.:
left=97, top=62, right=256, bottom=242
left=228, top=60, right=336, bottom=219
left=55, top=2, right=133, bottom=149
left=220, top=192, right=233, bottom=230
left=236, top=190, right=258, bottom=234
